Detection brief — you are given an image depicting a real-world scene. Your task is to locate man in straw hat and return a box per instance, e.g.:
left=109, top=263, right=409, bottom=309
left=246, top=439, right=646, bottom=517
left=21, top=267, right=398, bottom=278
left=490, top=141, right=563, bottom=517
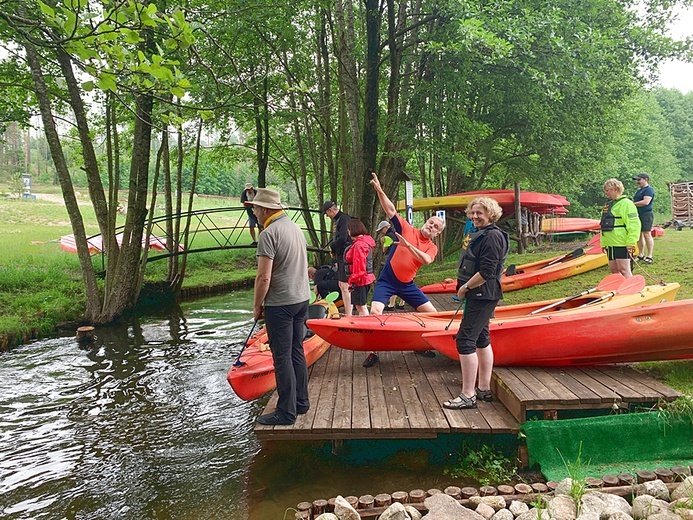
left=249, top=188, right=311, bottom=425
left=240, top=183, right=258, bottom=245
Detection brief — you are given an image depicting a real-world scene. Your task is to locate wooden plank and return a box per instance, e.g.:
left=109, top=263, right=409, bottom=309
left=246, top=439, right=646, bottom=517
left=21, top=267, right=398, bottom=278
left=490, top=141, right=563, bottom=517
left=391, top=352, right=434, bottom=434
left=365, top=351, right=391, bottom=432
left=350, top=349, right=373, bottom=434
left=523, top=367, right=580, bottom=404
left=580, top=367, right=644, bottom=401
left=416, top=352, right=475, bottom=431
left=401, top=352, right=451, bottom=433
left=378, top=351, right=412, bottom=433
left=607, top=366, right=681, bottom=401
left=478, top=400, right=520, bottom=434
left=491, top=371, right=526, bottom=424
left=311, top=346, right=342, bottom=433
left=332, top=349, right=354, bottom=432
left=493, top=367, right=537, bottom=401
left=565, top=367, right=619, bottom=402
left=548, top=368, right=602, bottom=404
left=511, top=367, right=565, bottom=405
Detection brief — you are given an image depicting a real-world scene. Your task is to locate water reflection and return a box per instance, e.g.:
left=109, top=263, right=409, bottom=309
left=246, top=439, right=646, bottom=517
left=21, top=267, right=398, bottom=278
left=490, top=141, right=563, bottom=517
left=0, top=291, right=264, bottom=520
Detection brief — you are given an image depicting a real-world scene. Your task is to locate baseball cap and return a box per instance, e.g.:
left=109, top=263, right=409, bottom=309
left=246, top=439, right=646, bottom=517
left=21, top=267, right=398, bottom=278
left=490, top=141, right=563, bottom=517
left=632, top=173, right=649, bottom=180
left=376, top=220, right=391, bottom=232
left=322, top=200, right=336, bottom=213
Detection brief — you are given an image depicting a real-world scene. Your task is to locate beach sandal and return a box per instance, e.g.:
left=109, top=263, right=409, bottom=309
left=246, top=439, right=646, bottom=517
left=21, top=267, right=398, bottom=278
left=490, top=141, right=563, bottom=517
left=476, top=387, right=494, bottom=402
left=396, top=302, right=406, bottom=309
left=636, top=255, right=645, bottom=262
left=443, top=393, right=477, bottom=410
left=644, top=257, right=653, bottom=264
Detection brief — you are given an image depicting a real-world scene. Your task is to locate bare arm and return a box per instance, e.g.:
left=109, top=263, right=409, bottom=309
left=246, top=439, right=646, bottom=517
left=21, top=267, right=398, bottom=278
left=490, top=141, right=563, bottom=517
left=253, top=255, right=273, bottom=320
left=394, top=232, right=434, bottom=265
left=634, top=195, right=652, bottom=207
left=370, top=172, right=397, bottom=219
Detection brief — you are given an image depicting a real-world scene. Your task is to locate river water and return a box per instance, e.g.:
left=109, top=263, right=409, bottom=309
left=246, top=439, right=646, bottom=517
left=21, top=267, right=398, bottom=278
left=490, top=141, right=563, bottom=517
left=0, top=291, right=458, bottom=519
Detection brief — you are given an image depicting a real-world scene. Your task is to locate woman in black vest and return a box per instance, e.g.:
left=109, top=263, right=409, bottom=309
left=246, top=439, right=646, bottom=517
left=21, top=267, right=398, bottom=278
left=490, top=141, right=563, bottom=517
left=444, top=197, right=509, bottom=410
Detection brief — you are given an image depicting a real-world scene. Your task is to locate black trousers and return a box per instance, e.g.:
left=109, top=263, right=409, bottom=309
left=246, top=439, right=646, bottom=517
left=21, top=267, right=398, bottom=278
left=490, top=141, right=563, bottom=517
left=456, top=298, right=498, bottom=355
left=264, top=301, right=310, bottom=419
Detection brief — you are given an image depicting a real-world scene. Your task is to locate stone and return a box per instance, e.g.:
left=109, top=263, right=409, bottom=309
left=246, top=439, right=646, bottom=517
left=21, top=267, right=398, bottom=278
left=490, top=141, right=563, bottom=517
left=631, top=495, right=670, bottom=520
left=315, top=514, right=339, bottom=520
left=635, top=480, right=669, bottom=501
left=491, top=508, right=514, bottom=520
left=575, top=514, right=600, bottom=520
left=405, top=505, right=423, bottom=520
left=469, top=496, right=508, bottom=511
left=674, top=508, right=693, bottom=520
left=334, top=495, right=361, bottom=520
left=475, top=503, right=496, bottom=520
left=672, top=477, right=693, bottom=501
left=509, top=500, right=530, bottom=517
left=579, top=491, right=631, bottom=518
left=379, top=502, right=410, bottom=520
left=555, top=478, right=576, bottom=496
left=422, top=492, right=485, bottom=520
left=548, top=494, right=577, bottom=520
left=516, top=507, right=550, bottom=520
left=605, top=513, right=633, bottom=520
left=646, top=513, right=682, bottom=520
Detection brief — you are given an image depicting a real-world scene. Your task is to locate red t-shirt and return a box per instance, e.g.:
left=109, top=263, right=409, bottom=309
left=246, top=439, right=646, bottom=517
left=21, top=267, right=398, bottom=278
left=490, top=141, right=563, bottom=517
left=388, top=216, right=437, bottom=283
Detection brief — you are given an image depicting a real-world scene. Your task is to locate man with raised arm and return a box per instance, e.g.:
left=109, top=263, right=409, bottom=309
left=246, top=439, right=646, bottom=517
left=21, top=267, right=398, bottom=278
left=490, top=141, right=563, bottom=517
left=363, top=172, right=445, bottom=367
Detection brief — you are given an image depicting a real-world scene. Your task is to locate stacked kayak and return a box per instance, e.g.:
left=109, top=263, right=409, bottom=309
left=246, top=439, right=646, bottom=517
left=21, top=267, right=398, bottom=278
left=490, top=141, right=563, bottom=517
left=421, top=241, right=606, bottom=294
left=422, top=299, right=693, bottom=366
left=227, top=299, right=339, bottom=401
left=541, top=218, right=601, bottom=233
left=306, top=276, right=679, bottom=354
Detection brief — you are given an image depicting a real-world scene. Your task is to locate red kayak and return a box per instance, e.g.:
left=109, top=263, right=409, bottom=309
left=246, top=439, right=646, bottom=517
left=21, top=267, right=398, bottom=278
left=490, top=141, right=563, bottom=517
left=542, top=218, right=601, bottom=232
left=422, top=299, right=693, bottom=366
left=306, top=278, right=679, bottom=353
left=227, top=300, right=338, bottom=401
left=421, top=241, right=606, bottom=294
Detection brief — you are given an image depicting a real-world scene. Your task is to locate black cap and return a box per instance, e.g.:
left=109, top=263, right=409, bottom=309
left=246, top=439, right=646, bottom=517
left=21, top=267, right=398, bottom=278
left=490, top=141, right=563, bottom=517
left=632, top=173, right=649, bottom=180
left=322, top=200, right=336, bottom=213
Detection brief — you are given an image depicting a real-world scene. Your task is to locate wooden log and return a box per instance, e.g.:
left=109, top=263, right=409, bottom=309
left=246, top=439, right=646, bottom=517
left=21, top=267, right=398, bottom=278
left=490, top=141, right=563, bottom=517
left=531, top=483, right=548, bottom=493
left=358, top=494, right=374, bottom=509
left=618, top=473, right=635, bottom=486
left=546, top=481, right=559, bottom=492
left=514, top=483, right=533, bottom=495
left=409, top=489, right=426, bottom=503
left=602, top=475, right=620, bottom=487
left=327, top=498, right=336, bottom=511
left=480, top=486, right=497, bottom=496
left=461, top=487, right=478, bottom=499
left=671, top=466, right=691, bottom=481
left=636, top=470, right=656, bottom=483
left=586, top=477, right=603, bottom=488
left=391, top=491, right=408, bottom=503
left=76, top=325, right=95, bottom=344
left=444, top=486, right=461, bottom=499
left=654, top=467, right=674, bottom=483
left=497, top=484, right=516, bottom=495
left=296, top=501, right=312, bottom=514
left=427, top=488, right=442, bottom=497
left=374, top=493, right=391, bottom=507
left=312, top=498, right=328, bottom=515
left=344, top=496, right=359, bottom=509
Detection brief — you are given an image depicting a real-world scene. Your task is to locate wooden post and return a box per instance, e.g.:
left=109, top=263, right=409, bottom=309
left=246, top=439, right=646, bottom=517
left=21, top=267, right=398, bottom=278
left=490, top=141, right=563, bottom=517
left=515, top=181, right=524, bottom=254
left=76, top=326, right=95, bottom=344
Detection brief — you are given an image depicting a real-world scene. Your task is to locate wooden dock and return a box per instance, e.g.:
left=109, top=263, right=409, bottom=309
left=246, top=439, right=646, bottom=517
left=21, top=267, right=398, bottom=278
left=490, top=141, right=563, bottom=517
left=255, top=293, right=681, bottom=440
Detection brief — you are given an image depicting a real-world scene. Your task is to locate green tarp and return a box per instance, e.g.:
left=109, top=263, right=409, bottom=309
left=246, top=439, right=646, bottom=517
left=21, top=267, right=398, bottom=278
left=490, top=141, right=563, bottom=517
left=522, top=412, right=693, bottom=482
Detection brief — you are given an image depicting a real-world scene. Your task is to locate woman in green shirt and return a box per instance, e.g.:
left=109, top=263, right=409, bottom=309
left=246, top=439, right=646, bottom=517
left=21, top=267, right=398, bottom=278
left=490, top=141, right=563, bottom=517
left=599, top=178, right=641, bottom=278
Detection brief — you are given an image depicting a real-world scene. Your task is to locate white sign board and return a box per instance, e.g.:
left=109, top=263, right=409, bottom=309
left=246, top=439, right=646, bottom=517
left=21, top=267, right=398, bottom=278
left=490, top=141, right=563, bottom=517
left=405, top=181, right=414, bottom=225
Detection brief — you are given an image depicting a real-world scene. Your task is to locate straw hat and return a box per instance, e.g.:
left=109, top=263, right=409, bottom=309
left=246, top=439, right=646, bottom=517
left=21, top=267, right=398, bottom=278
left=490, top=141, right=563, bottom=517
left=247, top=188, right=285, bottom=210
left=244, top=183, right=254, bottom=190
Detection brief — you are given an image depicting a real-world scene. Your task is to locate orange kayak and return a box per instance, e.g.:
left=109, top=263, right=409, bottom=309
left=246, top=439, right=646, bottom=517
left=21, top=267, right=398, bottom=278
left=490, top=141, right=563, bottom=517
left=227, top=300, right=339, bottom=401
left=422, top=298, right=693, bottom=366
left=421, top=246, right=606, bottom=294
left=306, top=281, right=679, bottom=353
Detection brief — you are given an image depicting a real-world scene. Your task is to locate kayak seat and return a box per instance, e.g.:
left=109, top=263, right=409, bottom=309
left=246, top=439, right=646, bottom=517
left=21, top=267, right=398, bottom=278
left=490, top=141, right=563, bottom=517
left=305, top=303, right=327, bottom=339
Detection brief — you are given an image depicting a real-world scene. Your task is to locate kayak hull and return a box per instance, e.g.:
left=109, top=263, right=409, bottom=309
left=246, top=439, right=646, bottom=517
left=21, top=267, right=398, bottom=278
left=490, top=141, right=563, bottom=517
left=420, top=250, right=607, bottom=294
left=306, top=283, right=679, bottom=353
left=542, top=218, right=601, bottom=232
left=227, top=301, right=338, bottom=401
left=422, top=299, right=693, bottom=366
left=396, top=190, right=569, bottom=215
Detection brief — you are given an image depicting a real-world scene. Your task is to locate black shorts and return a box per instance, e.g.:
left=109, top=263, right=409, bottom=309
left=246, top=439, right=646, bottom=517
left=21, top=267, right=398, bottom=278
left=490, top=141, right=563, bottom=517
left=605, top=246, right=629, bottom=260
left=246, top=209, right=258, bottom=228
left=336, top=256, right=349, bottom=283
left=639, top=212, right=654, bottom=232
left=456, top=298, right=498, bottom=355
left=350, top=284, right=371, bottom=306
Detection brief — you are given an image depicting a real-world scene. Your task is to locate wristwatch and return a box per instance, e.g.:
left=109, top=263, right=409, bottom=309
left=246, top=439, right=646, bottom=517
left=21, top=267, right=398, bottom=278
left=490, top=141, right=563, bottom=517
left=462, top=283, right=469, bottom=290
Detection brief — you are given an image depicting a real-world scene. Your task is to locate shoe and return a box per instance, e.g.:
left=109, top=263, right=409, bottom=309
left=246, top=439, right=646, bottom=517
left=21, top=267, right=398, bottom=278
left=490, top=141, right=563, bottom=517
left=416, top=350, right=436, bottom=358
left=256, top=411, right=294, bottom=425
left=297, top=405, right=310, bottom=415
left=384, top=305, right=395, bottom=311
left=476, top=387, right=494, bottom=402
left=443, top=393, right=477, bottom=410
left=251, top=241, right=258, bottom=246
left=396, top=302, right=406, bottom=309
left=644, top=257, right=653, bottom=264
left=637, top=255, right=645, bottom=261
left=362, top=353, right=379, bottom=368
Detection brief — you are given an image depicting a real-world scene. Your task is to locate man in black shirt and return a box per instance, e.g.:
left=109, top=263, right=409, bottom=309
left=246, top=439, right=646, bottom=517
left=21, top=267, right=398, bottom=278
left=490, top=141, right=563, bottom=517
left=322, top=200, right=352, bottom=315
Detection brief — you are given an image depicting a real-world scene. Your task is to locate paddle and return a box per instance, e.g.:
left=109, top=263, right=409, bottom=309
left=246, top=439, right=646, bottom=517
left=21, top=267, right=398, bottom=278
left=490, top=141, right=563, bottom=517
left=445, top=298, right=465, bottom=330
left=232, top=319, right=259, bottom=367
left=578, top=275, right=646, bottom=308
left=505, top=264, right=517, bottom=276
left=323, top=291, right=340, bottom=304
left=528, top=273, right=625, bottom=315
left=539, top=247, right=585, bottom=269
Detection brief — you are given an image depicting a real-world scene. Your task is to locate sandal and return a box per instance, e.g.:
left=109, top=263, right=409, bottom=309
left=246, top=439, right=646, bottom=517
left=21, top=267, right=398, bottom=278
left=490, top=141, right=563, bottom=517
left=644, top=257, right=653, bottom=264
left=443, top=393, right=477, bottom=409
left=476, top=387, right=494, bottom=402
left=636, top=255, right=645, bottom=262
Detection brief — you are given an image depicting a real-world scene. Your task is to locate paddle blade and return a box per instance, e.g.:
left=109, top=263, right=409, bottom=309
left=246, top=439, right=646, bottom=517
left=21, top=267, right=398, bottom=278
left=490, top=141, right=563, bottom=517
left=324, top=291, right=340, bottom=303
left=616, top=275, right=646, bottom=295
left=505, top=264, right=517, bottom=276
left=587, top=233, right=601, bottom=247
left=596, top=273, right=626, bottom=292
left=309, top=291, right=316, bottom=304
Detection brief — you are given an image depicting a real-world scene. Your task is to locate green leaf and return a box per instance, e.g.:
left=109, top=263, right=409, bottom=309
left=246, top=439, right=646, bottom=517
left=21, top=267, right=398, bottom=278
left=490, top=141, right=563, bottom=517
left=38, top=1, right=55, bottom=18
left=97, top=74, right=117, bottom=92
left=170, top=86, right=185, bottom=98
left=82, top=80, right=94, bottom=91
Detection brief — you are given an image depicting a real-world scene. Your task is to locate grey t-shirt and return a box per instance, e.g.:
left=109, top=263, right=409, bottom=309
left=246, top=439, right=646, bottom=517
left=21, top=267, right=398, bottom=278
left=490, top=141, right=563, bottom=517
left=256, top=212, right=310, bottom=307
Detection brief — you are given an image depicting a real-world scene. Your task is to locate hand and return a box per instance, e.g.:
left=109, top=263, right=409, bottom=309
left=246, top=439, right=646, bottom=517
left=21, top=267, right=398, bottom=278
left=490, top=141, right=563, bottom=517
left=348, top=284, right=355, bottom=292
left=627, top=246, right=636, bottom=255
left=253, top=305, right=264, bottom=321
left=370, top=172, right=382, bottom=191
left=457, top=285, right=468, bottom=299
left=394, top=232, right=409, bottom=249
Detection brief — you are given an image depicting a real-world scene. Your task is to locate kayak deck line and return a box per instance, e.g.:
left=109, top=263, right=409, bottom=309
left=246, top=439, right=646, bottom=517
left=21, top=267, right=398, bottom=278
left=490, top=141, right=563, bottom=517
left=254, top=295, right=680, bottom=441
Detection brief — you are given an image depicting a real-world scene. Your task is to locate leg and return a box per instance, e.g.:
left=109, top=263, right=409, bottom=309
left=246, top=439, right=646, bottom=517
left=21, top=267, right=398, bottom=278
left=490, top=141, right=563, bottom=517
left=613, top=258, right=633, bottom=278
left=291, top=301, right=310, bottom=412
left=643, top=231, right=654, bottom=259
left=355, top=305, right=369, bottom=315
left=338, top=280, right=352, bottom=316
left=415, top=301, right=436, bottom=312
left=459, top=352, right=479, bottom=399
left=637, top=233, right=645, bottom=259
left=370, top=301, right=385, bottom=315
left=249, top=225, right=257, bottom=242
left=263, top=305, right=300, bottom=421
left=476, top=344, right=494, bottom=392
